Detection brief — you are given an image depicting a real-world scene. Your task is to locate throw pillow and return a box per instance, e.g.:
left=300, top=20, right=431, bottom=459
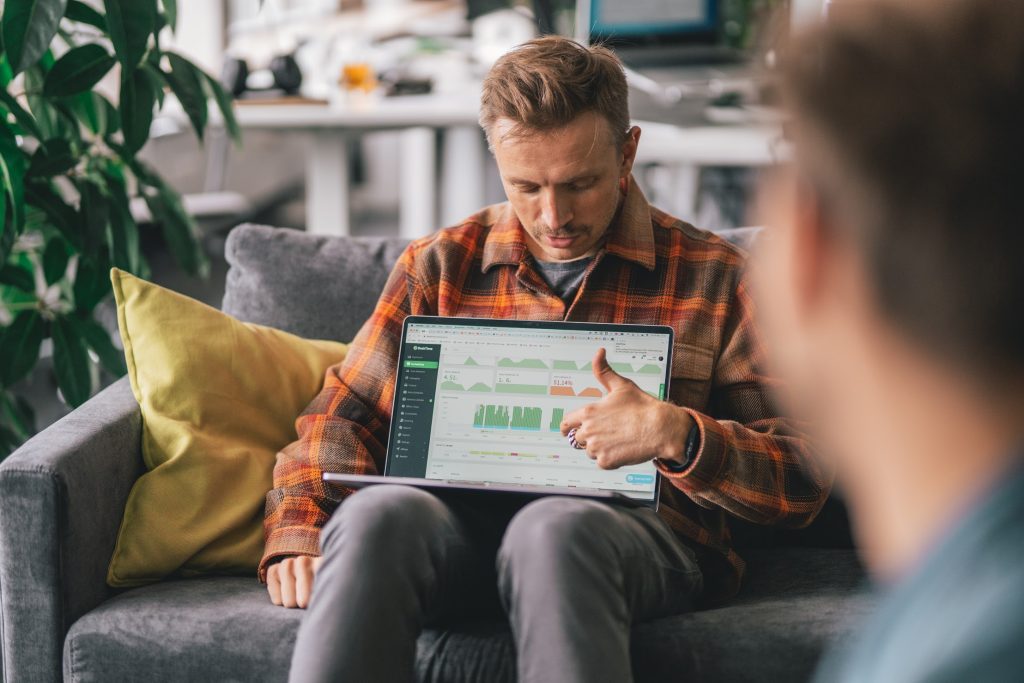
left=107, top=268, right=347, bottom=587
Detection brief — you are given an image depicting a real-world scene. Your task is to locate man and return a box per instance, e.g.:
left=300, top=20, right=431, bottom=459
left=264, top=37, right=828, bottom=682
left=755, top=1, right=1024, bottom=681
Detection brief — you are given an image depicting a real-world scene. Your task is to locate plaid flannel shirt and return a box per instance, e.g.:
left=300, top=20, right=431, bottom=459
left=261, top=178, right=830, bottom=599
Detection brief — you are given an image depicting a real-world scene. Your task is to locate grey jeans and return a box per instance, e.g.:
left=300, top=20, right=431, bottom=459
left=288, top=484, right=703, bottom=683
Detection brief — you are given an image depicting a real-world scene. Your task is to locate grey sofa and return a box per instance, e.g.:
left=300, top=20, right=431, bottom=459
left=0, top=224, right=872, bottom=683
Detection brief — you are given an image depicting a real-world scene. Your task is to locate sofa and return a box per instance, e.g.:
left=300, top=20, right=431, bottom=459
left=0, top=223, right=872, bottom=682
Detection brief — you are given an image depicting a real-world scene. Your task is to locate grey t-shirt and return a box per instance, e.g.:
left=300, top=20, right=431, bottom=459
left=814, top=458, right=1024, bottom=683
left=533, top=257, right=593, bottom=306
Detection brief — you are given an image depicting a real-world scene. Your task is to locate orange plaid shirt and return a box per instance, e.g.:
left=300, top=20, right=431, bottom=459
left=261, top=178, right=830, bottom=599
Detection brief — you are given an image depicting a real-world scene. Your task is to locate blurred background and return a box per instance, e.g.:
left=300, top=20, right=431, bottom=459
left=1, top=0, right=830, bottom=444
left=148, top=0, right=828, bottom=298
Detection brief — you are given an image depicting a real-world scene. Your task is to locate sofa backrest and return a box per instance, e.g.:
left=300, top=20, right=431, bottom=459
left=223, top=224, right=410, bottom=342
left=222, top=223, right=761, bottom=343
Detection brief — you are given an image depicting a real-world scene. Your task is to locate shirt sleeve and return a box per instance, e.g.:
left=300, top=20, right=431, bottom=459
left=655, top=277, right=833, bottom=528
left=259, top=247, right=430, bottom=580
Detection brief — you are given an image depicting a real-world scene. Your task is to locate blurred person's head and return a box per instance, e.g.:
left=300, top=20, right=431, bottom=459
left=754, top=0, right=1024, bottom=577
left=479, top=36, right=641, bottom=262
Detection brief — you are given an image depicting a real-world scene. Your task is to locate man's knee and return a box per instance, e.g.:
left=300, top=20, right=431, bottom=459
left=321, top=484, right=449, bottom=556
left=498, top=497, right=621, bottom=572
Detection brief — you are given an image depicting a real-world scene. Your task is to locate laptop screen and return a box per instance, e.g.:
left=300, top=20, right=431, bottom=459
left=580, top=0, right=719, bottom=43
left=386, top=317, right=674, bottom=503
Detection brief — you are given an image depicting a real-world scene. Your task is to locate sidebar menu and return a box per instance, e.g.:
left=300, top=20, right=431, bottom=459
left=387, top=343, right=440, bottom=477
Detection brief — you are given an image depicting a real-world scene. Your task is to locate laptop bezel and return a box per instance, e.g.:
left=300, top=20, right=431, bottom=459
left=384, top=315, right=674, bottom=508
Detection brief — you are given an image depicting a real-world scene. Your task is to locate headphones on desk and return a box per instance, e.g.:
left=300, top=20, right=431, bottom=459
left=222, top=53, right=303, bottom=98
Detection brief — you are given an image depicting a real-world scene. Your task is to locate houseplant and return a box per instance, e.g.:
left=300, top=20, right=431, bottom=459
left=0, top=0, right=240, bottom=457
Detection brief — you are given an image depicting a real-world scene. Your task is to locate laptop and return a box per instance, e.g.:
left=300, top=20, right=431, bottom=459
left=324, top=316, right=675, bottom=510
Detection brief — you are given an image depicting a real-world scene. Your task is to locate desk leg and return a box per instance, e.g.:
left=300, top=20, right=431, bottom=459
left=400, top=127, right=437, bottom=238
left=441, top=126, right=485, bottom=227
left=306, top=132, right=350, bottom=236
left=671, top=164, right=701, bottom=223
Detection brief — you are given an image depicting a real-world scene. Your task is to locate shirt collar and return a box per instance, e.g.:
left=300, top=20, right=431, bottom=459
left=481, top=175, right=657, bottom=273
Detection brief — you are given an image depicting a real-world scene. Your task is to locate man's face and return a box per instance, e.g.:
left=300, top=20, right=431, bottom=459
left=490, top=112, right=639, bottom=262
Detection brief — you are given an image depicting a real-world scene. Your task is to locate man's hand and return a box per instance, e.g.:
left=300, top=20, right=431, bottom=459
left=560, top=348, right=692, bottom=469
left=266, top=555, right=323, bottom=608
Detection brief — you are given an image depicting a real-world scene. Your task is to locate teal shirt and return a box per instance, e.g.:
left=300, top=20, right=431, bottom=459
left=815, top=459, right=1024, bottom=683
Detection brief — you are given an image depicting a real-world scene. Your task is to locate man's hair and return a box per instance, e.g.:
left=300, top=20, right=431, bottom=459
left=781, top=0, right=1024, bottom=380
left=479, top=36, right=630, bottom=149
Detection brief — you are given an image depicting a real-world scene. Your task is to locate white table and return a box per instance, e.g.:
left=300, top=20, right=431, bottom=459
left=232, top=94, right=782, bottom=237
left=233, top=91, right=485, bottom=237
left=634, top=121, right=785, bottom=220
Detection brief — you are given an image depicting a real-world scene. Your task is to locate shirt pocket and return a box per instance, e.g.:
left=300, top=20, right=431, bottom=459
left=669, top=343, right=716, bottom=410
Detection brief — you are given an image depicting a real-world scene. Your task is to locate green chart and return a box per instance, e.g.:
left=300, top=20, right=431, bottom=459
left=473, top=404, right=543, bottom=430
left=549, top=407, right=564, bottom=431
left=440, top=380, right=492, bottom=392
left=497, top=358, right=549, bottom=369
left=553, top=359, right=662, bottom=374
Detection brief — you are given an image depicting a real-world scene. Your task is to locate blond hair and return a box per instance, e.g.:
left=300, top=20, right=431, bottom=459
left=480, top=36, right=630, bottom=148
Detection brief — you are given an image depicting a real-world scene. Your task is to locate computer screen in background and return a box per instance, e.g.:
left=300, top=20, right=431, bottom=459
left=590, top=0, right=716, bottom=39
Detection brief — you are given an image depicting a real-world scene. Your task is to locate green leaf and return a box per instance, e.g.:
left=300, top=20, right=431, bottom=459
left=119, top=66, right=155, bottom=155
left=69, top=90, right=118, bottom=135
left=42, top=236, right=69, bottom=284
left=0, top=389, right=36, bottom=441
left=0, top=88, right=44, bottom=140
left=201, top=69, right=241, bottom=145
left=0, top=124, right=27, bottom=242
left=1, top=0, right=69, bottom=75
left=162, top=52, right=207, bottom=142
left=51, top=315, right=91, bottom=406
left=72, top=254, right=110, bottom=312
left=0, top=264, right=34, bottom=291
left=64, top=0, right=106, bottom=29
left=24, top=179, right=81, bottom=248
left=160, top=0, right=176, bottom=33
left=73, top=316, right=125, bottom=376
left=0, top=310, right=45, bottom=387
left=27, top=138, right=76, bottom=177
left=102, top=0, right=155, bottom=71
left=77, top=178, right=109, bottom=258
left=140, top=180, right=207, bottom=277
left=103, top=171, right=141, bottom=272
left=0, top=178, right=9, bottom=263
left=42, top=43, right=115, bottom=97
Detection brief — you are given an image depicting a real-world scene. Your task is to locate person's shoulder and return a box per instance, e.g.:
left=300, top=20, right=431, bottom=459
left=409, top=203, right=509, bottom=250
left=648, top=205, right=750, bottom=269
left=404, top=203, right=509, bottom=263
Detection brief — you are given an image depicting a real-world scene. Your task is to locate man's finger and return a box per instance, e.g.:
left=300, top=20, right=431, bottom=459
left=592, top=347, right=633, bottom=393
left=280, top=559, right=297, bottom=608
left=266, top=564, right=282, bottom=606
left=560, top=408, right=585, bottom=435
left=295, top=557, right=313, bottom=609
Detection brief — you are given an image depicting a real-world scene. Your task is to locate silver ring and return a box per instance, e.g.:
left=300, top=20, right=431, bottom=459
left=568, top=427, right=585, bottom=450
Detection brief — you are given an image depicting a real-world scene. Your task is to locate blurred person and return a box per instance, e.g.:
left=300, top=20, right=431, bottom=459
left=755, top=0, right=1024, bottom=680
left=265, top=37, right=828, bottom=683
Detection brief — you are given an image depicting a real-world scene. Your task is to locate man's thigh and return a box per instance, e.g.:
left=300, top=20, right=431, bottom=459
left=499, top=497, right=703, bottom=621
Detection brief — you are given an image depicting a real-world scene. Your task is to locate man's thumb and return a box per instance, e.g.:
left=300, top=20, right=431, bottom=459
left=593, top=348, right=632, bottom=392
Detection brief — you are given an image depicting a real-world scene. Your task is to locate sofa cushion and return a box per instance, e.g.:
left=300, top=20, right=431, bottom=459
left=107, top=269, right=348, bottom=587
left=222, top=224, right=410, bottom=342
left=65, top=547, right=870, bottom=683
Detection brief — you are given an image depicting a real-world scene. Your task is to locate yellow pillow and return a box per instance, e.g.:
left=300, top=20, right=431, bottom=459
left=107, top=269, right=347, bottom=587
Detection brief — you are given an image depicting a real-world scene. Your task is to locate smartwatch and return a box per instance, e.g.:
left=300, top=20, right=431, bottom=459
left=658, top=423, right=700, bottom=473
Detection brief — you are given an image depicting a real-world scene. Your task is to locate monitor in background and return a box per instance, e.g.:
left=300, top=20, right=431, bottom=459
left=576, top=0, right=737, bottom=67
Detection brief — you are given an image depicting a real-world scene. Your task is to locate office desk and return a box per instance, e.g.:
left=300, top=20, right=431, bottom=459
left=234, top=92, right=484, bottom=237
left=232, top=95, right=781, bottom=237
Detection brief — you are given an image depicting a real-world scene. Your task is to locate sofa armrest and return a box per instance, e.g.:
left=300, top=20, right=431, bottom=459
left=0, top=377, right=143, bottom=683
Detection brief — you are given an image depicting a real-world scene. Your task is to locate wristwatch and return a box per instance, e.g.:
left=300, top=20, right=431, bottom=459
left=657, top=423, right=700, bottom=473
